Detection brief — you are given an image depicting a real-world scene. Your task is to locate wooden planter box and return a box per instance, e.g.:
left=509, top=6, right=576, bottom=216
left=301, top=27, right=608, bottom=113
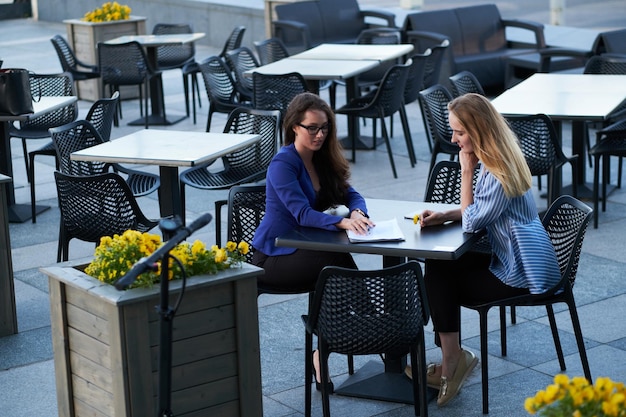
left=42, top=263, right=264, bottom=417
left=63, top=16, right=147, bottom=101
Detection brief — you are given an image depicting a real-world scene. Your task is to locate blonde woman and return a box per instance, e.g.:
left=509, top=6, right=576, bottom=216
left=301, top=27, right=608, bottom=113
left=412, top=93, right=560, bottom=406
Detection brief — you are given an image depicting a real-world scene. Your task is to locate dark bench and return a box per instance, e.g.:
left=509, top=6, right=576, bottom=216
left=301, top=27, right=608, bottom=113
left=402, top=3, right=546, bottom=94
left=272, top=0, right=396, bottom=54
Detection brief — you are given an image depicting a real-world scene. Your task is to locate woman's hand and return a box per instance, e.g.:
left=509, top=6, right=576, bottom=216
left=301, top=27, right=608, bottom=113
left=420, top=208, right=462, bottom=227
left=336, top=212, right=375, bottom=235
left=458, top=150, right=479, bottom=172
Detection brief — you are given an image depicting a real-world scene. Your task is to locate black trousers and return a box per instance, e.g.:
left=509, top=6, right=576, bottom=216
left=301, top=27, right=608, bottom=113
left=252, top=249, right=357, bottom=293
left=424, top=251, right=530, bottom=334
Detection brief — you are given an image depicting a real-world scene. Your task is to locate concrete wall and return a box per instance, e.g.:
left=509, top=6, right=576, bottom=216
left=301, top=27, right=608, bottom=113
left=34, top=0, right=266, bottom=51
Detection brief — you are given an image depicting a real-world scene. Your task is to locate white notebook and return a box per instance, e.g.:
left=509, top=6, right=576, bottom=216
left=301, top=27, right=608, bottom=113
left=347, top=218, right=405, bottom=243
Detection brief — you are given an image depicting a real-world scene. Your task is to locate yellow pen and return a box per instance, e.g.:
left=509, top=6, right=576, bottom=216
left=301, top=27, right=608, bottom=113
left=413, top=214, right=420, bottom=224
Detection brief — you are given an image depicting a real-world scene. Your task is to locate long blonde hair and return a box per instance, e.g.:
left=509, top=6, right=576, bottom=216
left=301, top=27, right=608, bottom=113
left=448, top=93, right=531, bottom=198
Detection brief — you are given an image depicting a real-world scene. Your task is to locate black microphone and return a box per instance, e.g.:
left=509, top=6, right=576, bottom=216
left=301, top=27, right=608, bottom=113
left=114, top=213, right=213, bottom=290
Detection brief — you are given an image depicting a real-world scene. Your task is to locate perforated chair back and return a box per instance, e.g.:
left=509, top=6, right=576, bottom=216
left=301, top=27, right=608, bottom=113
left=354, top=27, right=402, bottom=84
left=424, top=160, right=481, bottom=204
left=50, top=35, right=100, bottom=82
left=85, top=91, right=119, bottom=141
left=226, top=185, right=266, bottom=264
left=152, top=23, right=195, bottom=69
left=225, top=46, right=260, bottom=101
left=252, top=71, right=308, bottom=117
left=304, top=260, right=430, bottom=417
left=254, top=37, right=290, bottom=65
left=54, top=171, right=158, bottom=262
left=422, top=40, right=449, bottom=90
left=98, top=41, right=154, bottom=85
left=584, top=54, right=626, bottom=75
left=51, top=120, right=108, bottom=176
left=449, top=70, right=485, bottom=97
left=507, top=113, right=577, bottom=205
left=418, top=84, right=457, bottom=173
left=219, top=26, right=246, bottom=58
left=19, top=72, right=77, bottom=132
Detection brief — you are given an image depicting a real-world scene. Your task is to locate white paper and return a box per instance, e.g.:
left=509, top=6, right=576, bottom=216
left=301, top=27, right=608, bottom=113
left=347, top=218, right=405, bottom=243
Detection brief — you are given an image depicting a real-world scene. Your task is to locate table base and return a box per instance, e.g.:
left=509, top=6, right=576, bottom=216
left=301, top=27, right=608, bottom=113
left=340, top=135, right=385, bottom=152
left=334, top=360, right=437, bottom=407
left=128, top=113, right=187, bottom=127
left=9, top=204, right=50, bottom=223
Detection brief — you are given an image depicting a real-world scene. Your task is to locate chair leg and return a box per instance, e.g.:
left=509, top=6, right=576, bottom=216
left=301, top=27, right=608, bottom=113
left=510, top=306, right=516, bottom=324
left=499, top=306, right=507, bottom=357
left=305, top=332, right=313, bottom=417
left=593, top=154, right=601, bottom=228
left=479, top=309, right=490, bottom=414
left=546, top=304, right=567, bottom=371
left=399, top=105, right=417, bottom=167
left=183, top=72, right=190, bottom=117
left=29, top=152, right=37, bottom=223
left=319, top=342, right=332, bottom=417
left=380, top=117, right=398, bottom=179
left=566, top=298, right=592, bottom=381
left=214, top=199, right=228, bottom=246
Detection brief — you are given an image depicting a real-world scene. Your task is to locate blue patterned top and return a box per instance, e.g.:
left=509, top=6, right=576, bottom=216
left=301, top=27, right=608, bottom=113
left=462, top=167, right=561, bottom=294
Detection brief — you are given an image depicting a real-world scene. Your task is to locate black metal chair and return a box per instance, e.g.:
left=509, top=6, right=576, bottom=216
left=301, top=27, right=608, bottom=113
left=461, top=195, right=593, bottom=414
left=54, top=171, right=158, bottom=262
left=97, top=41, right=162, bottom=129
left=179, top=107, right=281, bottom=226
left=590, top=118, right=626, bottom=228
left=152, top=23, right=201, bottom=124
left=219, top=26, right=246, bottom=58
left=507, top=114, right=578, bottom=207
left=198, top=56, right=252, bottom=132
left=254, top=37, right=290, bottom=65
left=9, top=72, right=78, bottom=223
left=335, top=62, right=412, bottom=178
left=418, top=84, right=458, bottom=175
left=303, top=261, right=430, bottom=417
left=448, top=70, right=485, bottom=97
left=50, top=35, right=100, bottom=86
left=224, top=46, right=260, bottom=102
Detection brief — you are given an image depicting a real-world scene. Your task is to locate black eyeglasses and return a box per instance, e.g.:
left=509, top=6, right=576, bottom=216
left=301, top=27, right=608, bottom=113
left=298, top=123, right=330, bottom=135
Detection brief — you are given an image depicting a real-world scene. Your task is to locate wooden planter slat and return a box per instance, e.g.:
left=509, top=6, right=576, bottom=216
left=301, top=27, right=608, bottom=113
left=43, top=263, right=264, bottom=417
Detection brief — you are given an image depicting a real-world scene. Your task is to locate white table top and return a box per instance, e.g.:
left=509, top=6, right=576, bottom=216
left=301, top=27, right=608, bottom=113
left=0, top=96, right=77, bottom=122
left=71, top=129, right=260, bottom=167
left=492, top=73, right=626, bottom=121
left=290, top=43, right=414, bottom=61
left=246, top=58, right=379, bottom=80
left=105, top=33, right=205, bottom=46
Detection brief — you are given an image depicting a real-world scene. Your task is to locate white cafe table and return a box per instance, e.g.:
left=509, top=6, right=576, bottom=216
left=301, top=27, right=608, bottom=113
left=71, top=129, right=260, bottom=220
left=0, top=96, right=78, bottom=223
left=290, top=43, right=414, bottom=62
left=105, top=33, right=205, bottom=126
left=491, top=73, right=626, bottom=196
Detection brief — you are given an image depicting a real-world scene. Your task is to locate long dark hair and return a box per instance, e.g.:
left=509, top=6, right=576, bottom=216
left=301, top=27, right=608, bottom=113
left=282, top=92, right=351, bottom=209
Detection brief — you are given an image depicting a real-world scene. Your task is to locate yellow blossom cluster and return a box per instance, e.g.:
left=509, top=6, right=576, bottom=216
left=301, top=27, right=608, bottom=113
left=525, top=374, right=626, bottom=417
left=82, top=2, right=131, bottom=22
left=85, top=229, right=250, bottom=289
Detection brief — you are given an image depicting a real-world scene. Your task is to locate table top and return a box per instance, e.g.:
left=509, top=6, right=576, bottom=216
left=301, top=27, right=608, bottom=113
left=71, top=129, right=260, bottom=168
left=492, top=73, right=626, bottom=121
left=290, top=43, right=414, bottom=61
left=276, top=199, right=481, bottom=260
left=246, top=58, right=379, bottom=80
left=0, top=96, right=77, bottom=122
left=105, top=33, right=205, bottom=46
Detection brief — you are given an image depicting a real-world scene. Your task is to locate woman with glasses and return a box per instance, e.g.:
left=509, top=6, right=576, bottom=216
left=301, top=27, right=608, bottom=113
left=252, top=92, right=373, bottom=390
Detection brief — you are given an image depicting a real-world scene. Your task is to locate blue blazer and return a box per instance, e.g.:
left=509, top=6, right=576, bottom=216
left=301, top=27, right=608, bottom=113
left=252, top=144, right=367, bottom=256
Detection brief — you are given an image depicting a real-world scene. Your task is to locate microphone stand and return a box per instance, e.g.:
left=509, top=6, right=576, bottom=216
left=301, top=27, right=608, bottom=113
left=114, top=213, right=213, bottom=417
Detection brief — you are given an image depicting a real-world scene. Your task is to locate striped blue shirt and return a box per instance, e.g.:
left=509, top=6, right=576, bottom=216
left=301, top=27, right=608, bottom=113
left=462, top=167, right=561, bottom=294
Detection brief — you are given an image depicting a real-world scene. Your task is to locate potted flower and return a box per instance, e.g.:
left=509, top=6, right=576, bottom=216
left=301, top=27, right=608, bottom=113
left=41, top=230, right=264, bottom=417
left=63, top=2, right=146, bottom=101
left=525, top=374, right=626, bottom=417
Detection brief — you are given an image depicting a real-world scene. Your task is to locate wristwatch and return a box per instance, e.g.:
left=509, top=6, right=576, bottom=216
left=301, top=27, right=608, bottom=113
left=352, top=208, right=369, bottom=218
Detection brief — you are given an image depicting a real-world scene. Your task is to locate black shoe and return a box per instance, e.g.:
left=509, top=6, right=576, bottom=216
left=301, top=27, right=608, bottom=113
left=312, top=352, right=334, bottom=393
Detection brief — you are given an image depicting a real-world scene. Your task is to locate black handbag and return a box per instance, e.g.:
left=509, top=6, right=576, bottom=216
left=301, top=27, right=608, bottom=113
left=0, top=68, right=34, bottom=115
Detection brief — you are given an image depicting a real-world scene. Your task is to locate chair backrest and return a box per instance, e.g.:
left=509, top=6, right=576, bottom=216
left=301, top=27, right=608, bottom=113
left=424, top=160, right=481, bottom=203
left=403, top=51, right=430, bottom=105
left=20, top=72, right=77, bottom=131
left=422, top=40, right=449, bottom=90
left=50, top=35, right=79, bottom=73
left=85, top=91, right=119, bottom=142
left=355, top=27, right=402, bottom=83
left=219, top=26, right=246, bottom=58
left=252, top=72, right=308, bottom=116
left=306, top=260, right=429, bottom=356
left=418, top=84, right=456, bottom=152
left=225, top=46, right=260, bottom=98
left=583, top=54, right=626, bottom=75
left=199, top=56, right=238, bottom=105
left=367, top=61, right=411, bottom=118
left=54, top=171, right=157, bottom=261
left=50, top=119, right=108, bottom=176
left=152, top=23, right=195, bottom=69
left=254, top=37, right=290, bottom=65
left=449, top=70, right=485, bottom=97
left=541, top=195, right=592, bottom=293
left=506, top=114, right=568, bottom=177
left=226, top=184, right=266, bottom=263
left=98, top=41, right=152, bottom=85
left=222, top=107, right=282, bottom=173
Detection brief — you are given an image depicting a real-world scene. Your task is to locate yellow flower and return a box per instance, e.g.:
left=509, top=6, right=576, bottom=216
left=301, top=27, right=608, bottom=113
left=82, top=1, right=131, bottom=22
left=413, top=213, right=420, bottom=224
left=238, top=241, right=250, bottom=255
left=226, top=241, right=237, bottom=252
